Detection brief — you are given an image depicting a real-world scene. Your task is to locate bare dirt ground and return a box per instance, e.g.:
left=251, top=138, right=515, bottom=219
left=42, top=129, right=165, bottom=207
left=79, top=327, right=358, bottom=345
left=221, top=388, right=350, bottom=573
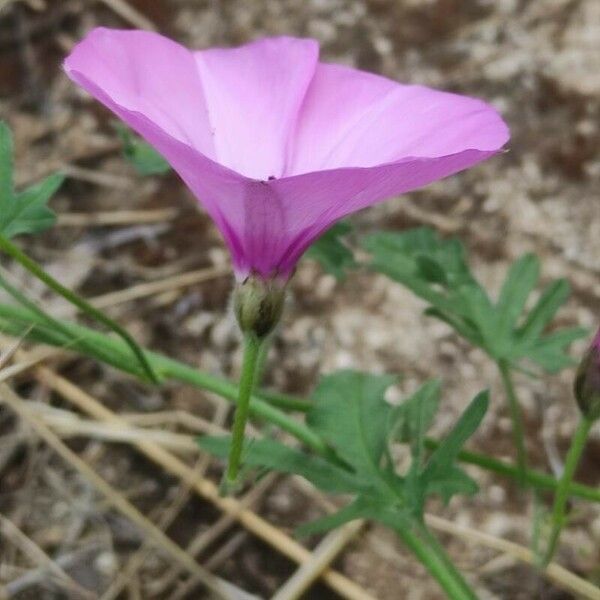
left=0, top=0, right=599, bottom=598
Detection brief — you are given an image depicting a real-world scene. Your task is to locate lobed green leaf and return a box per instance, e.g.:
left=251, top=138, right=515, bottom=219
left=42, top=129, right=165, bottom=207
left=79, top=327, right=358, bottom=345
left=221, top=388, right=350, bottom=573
left=305, top=221, right=356, bottom=280
left=364, top=227, right=585, bottom=373
left=0, top=122, right=61, bottom=239
left=114, top=123, right=170, bottom=176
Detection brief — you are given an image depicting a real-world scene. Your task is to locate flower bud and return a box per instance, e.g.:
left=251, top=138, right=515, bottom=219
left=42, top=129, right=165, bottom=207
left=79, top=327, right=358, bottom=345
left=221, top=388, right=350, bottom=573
left=233, top=275, right=286, bottom=338
left=574, top=328, right=600, bottom=421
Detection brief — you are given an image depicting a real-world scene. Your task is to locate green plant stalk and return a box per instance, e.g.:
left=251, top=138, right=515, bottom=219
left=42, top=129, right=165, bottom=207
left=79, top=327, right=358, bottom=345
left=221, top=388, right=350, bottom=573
left=398, top=521, right=479, bottom=600
left=225, top=333, right=262, bottom=486
left=498, top=360, right=528, bottom=486
left=423, top=440, right=600, bottom=503
left=254, top=334, right=271, bottom=386
left=0, top=303, right=599, bottom=504
left=259, top=389, right=314, bottom=412
left=0, top=273, right=132, bottom=378
left=0, top=302, right=330, bottom=457
left=542, top=415, right=593, bottom=566
left=0, top=235, right=158, bottom=383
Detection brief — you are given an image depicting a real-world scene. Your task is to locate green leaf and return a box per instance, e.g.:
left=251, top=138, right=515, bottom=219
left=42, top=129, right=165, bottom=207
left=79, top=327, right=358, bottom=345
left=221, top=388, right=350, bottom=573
left=198, top=436, right=362, bottom=494
left=399, top=391, right=488, bottom=514
left=296, top=497, right=373, bottom=537
left=495, top=255, right=540, bottom=334
left=0, top=122, right=61, bottom=239
left=423, top=307, right=482, bottom=346
left=455, top=285, right=497, bottom=353
left=114, top=123, right=170, bottom=176
left=517, top=279, right=570, bottom=342
left=423, top=391, right=489, bottom=484
left=297, top=495, right=412, bottom=538
left=389, top=379, right=441, bottom=464
left=526, top=327, right=588, bottom=372
left=364, top=227, right=580, bottom=374
left=0, top=122, right=14, bottom=198
left=305, top=221, right=356, bottom=280
left=307, top=371, right=397, bottom=488
left=0, top=174, right=62, bottom=238
left=416, top=255, right=448, bottom=285
left=364, top=228, right=475, bottom=288
left=426, top=466, right=479, bottom=504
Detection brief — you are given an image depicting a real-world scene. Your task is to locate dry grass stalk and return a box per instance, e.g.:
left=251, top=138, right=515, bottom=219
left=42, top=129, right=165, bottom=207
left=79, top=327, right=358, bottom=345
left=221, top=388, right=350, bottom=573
left=86, top=266, right=230, bottom=312
left=4, top=350, right=597, bottom=599
left=0, top=513, right=94, bottom=599
left=99, top=457, right=211, bottom=600
left=152, top=473, right=279, bottom=596
left=272, top=520, right=365, bottom=600
left=3, top=543, right=104, bottom=598
left=60, top=164, right=133, bottom=190
left=0, top=383, right=238, bottom=599
left=96, top=0, right=157, bottom=30
left=425, top=514, right=600, bottom=600
left=57, top=209, right=180, bottom=227
left=33, top=366, right=375, bottom=600
left=26, top=404, right=199, bottom=454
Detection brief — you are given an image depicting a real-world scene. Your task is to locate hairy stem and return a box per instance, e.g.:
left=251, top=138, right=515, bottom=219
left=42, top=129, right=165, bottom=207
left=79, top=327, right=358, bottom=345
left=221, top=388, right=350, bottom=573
left=0, top=235, right=158, bottom=383
left=498, top=360, right=528, bottom=486
left=542, top=415, right=593, bottom=566
left=224, top=333, right=262, bottom=487
left=399, top=522, right=479, bottom=600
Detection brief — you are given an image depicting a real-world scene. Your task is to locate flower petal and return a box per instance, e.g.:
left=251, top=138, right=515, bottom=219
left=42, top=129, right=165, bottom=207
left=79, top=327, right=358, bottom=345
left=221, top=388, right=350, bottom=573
left=64, top=28, right=256, bottom=275
left=65, top=31, right=509, bottom=280
left=270, top=149, right=503, bottom=275
left=65, top=28, right=216, bottom=157
left=194, top=37, right=319, bottom=179
left=288, top=63, right=509, bottom=174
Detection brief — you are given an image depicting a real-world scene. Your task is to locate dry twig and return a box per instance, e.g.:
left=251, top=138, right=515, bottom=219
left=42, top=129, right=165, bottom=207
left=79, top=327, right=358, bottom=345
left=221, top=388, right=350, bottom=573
left=425, top=514, right=600, bottom=600
left=0, top=383, right=243, bottom=600
left=0, top=513, right=94, bottom=599
left=272, top=520, right=365, bottom=600
left=33, top=366, right=374, bottom=600
left=96, top=0, right=157, bottom=30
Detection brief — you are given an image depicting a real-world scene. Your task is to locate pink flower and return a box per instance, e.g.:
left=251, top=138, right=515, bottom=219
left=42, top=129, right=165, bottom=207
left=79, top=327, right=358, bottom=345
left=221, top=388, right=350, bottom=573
left=64, top=29, right=509, bottom=280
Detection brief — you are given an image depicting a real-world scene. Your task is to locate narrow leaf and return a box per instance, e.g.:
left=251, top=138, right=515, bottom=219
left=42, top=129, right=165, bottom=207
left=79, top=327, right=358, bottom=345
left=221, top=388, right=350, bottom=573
left=495, top=254, right=539, bottom=333
left=517, top=279, right=570, bottom=342
left=423, top=307, right=482, bottom=346
left=0, top=122, right=14, bottom=199
left=114, top=123, right=170, bottom=175
left=296, top=497, right=372, bottom=537
left=0, top=123, right=61, bottom=239
left=424, top=390, right=489, bottom=482
left=0, top=174, right=62, bottom=238
left=199, top=436, right=362, bottom=494
left=305, top=221, right=356, bottom=280
left=426, top=466, right=479, bottom=504
left=526, top=327, right=588, bottom=372
left=389, top=379, right=441, bottom=465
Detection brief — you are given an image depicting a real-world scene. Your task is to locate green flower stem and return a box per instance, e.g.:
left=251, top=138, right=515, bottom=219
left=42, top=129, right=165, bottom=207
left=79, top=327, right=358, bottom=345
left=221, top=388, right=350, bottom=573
left=424, top=440, right=600, bottom=503
left=542, top=415, right=593, bottom=566
left=0, top=302, right=330, bottom=457
left=258, top=389, right=314, bottom=412
left=224, top=333, right=262, bottom=487
left=0, top=302, right=599, bottom=504
left=498, top=360, right=528, bottom=486
left=254, top=334, right=271, bottom=386
left=0, top=235, right=158, bottom=384
left=398, top=522, right=479, bottom=600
